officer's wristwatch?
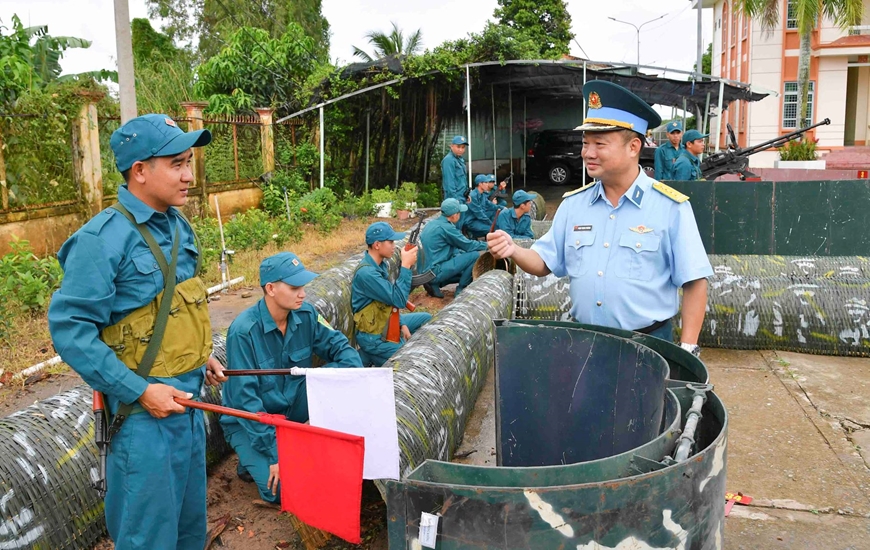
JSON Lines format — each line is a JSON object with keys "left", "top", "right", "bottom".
{"left": 680, "top": 342, "right": 701, "bottom": 358}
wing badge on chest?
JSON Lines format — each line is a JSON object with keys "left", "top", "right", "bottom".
{"left": 629, "top": 225, "right": 654, "bottom": 234}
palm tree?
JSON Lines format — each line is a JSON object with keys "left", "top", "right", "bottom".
{"left": 737, "top": 0, "right": 863, "bottom": 129}
{"left": 352, "top": 22, "right": 422, "bottom": 62}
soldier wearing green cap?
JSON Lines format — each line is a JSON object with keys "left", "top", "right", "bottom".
{"left": 672, "top": 130, "right": 708, "bottom": 181}
{"left": 221, "top": 252, "right": 362, "bottom": 504}
{"left": 655, "top": 120, "right": 684, "bottom": 180}
{"left": 494, "top": 190, "right": 536, "bottom": 240}
{"left": 419, "top": 198, "right": 488, "bottom": 297}
{"left": 488, "top": 81, "right": 712, "bottom": 358}
{"left": 351, "top": 222, "right": 432, "bottom": 366}
{"left": 48, "top": 114, "right": 228, "bottom": 549}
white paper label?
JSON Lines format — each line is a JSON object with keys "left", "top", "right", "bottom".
{"left": 419, "top": 512, "right": 440, "bottom": 548}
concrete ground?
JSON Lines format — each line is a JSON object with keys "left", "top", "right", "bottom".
{"left": 453, "top": 348, "right": 870, "bottom": 549}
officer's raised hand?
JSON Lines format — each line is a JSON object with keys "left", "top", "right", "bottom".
{"left": 487, "top": 229, "right": 515, "bottom": 260}
{"left": 400, "top": 244, "right": 419, "bottom": 268}
{"left": 139, "top": 384, "right": 191, "bottom": 418}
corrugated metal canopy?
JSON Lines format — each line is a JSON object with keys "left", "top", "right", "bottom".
{"left": 476, "top": 63, "right": 767, "bottom": 114}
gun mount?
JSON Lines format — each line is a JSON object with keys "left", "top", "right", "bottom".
{"left": 701, "top": 118, "right": 831, "bottom": 180}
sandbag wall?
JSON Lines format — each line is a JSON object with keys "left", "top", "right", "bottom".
{"left": 513, "top": 254, "right": 870, "bottom": 357}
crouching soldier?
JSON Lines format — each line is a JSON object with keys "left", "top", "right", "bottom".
{"left": 419, "top": 198, "right": 488, "bottom": 298}
{"left": 494, "top": 190, "right": 536, "bottom": 240}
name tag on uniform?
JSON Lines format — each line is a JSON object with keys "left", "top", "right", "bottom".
{"left": 573, "top": 225, "right": 592, "bottom": 232}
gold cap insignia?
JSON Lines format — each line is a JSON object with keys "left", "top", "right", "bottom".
{"left": 588, "top": 92, "right": 603, "bottom": 110}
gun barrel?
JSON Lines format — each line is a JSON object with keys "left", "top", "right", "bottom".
{"left": 739, "top": 118, "right": 831, "bottom": 156}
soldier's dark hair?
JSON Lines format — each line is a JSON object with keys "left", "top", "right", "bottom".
{"left": 120, "top": 158, "right": 157, "bottom": 183}
{"left": 619, "top": 129, "right": 644, "bottom": 145}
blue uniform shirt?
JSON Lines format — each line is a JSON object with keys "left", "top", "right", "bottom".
{"left": 351, "top": 251, "right": 412, "bottom": 313}
{"left": 441, "top": 152, "right": 468, "bottom": 202}
{"left": 654, "top": 142, "right": 683, "bottom": 180}
{"left": 221, "top": 300, "right": 362, "bottom": 463}
{"left": 494, "top": 208, "right": 534, "bottom": 240}
{"left": 48, "top": 185, "right": 203, "bottom": 414}
{"left": 672, "top": 150, "right": 703, "bottom": 181}
{"left": 419, "top": 215, "right": 487, "bottom": 273}
{"left": 531, "top": 170, "right": 713, "bottom": 330}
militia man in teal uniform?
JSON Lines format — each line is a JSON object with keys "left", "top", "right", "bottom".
{"left": 654, "top": 120, "right": 683, "bottom": 180}
{"left": 465, "top": 174, "right": 504, "bottom": 238}
{"left": 494, "top": 190, "right": 536, "bottom": 240}
{"left": 221, "top": 252, "right": 363, "bottom": 504}
{"left": 48, "top": 114, "right": 228, "bottom": 550}
{"left": 488, "top": 81, "right": 712, "bottom": 357}
{"left": 351, "top": 222, "right": 432, "bottom": 366}
{"left": 672, "top": 129, "right": 708, "bottom": 181}
{"left": 419, "top": 198, "right": 488, "bottom": 297}
{"left": 441, "top": 135, "right": 470, "bottom": 229}
{"left": 486, "top": 174, "right": 508, "bottom": 207}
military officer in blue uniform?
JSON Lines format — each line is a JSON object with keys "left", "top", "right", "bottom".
{"left": 351, "top": 222, "right": 432, "bottom": 366}
{"left": 654, "top": 120, "right": 683, "bottom": 180}
{"left": 466, "top": 174, "right": 504, "bottom": 238}
{"left": 672, "top": 129, "right": 708, "bottom": 181}
{"left": 487, "top": 81, "right": 712, "bottom": 356}
{"left": 221, "top": 252, "right": 363, "bottom": 504}
{"left": 494, "top": 190, "right": 536, "bottom": 240}
{"left": 419, "top": 198, "right": 488, "bottom": 297}
{"left": 48, "top": 114, "right": 228, "bottom": 550}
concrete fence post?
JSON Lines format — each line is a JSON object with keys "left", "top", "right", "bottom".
{"left": 72, "top": 91, "right": 105, "bottom": 218}
{"left": 255, "top": 107, "right": 275, "bottom": 176}
{"left": 180, "top": 102, "right": 209, "bottom": 215}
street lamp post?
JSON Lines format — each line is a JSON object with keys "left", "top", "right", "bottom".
{"left": 608, "top": 14, "right": 667, "bottom": 66}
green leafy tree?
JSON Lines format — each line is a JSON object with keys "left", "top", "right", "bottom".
{"left": 194, "top": 24, "right": 319, "bottom": 114}
{"left": 352, "top": 22, "right": 423, "bottom": 62}
{"left": 493, "top": 0, "right": 574, "bottom": 58}
{"left": 131, "top": 18, "right": 194, "bottom": 115}
{"left": 693, "top": 43, "right": 712, "bottom": 80}
{"left": 738, "top": 0, "right": 863, "bottom": 127}
{"left": 0, "top": 15, "right": 97, "bottom": 105}
{"left": 146, "top": 0, "right": 329, "bottom": 59}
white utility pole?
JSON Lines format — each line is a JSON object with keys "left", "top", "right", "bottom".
{"left": 608, "top": 14, "right": 667, "bottom": 66}
{"left": 113, "top": 0, "right": 137, "bottom": 122}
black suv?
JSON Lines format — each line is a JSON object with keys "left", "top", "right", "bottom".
{"left": 527, "top": 129, "right": 656, "bottom": 185}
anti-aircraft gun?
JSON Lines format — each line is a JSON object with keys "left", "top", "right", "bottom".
{"left": 701, "top": 118, "right": 831, "bottom": 180}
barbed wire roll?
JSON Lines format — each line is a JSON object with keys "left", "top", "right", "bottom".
{"left": 531, "top": 219, "right": 553, "bottom": 239}
{"left": 383, "top": 270, "right": 514, "bottom": 478}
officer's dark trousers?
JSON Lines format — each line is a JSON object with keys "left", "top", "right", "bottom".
{"left": 106, "top": 408, "right": 206, "bottom": 550}
{"left": 433, "top": 251, "right": 480, "bottom": 296}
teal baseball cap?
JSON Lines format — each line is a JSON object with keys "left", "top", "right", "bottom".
{"left": 365, "top": 221, "right": 405, "bottom": 245}
{"left": 682, "top": 129, "right": 709, "bottom": 145}
{"left": 512, "top": 190, "right": 536, "bottom": 205}
{"left": 259, "top": 252, "right": 317, "bottom": 287}
{"left": 474, "top": 174, "right": 489, "bottom": 185}
{"left": 110, "top": 114, "right": 212, "bottom": 172}
{"left": 485, "top": 174, "right": 496, "bottom": 182}
{"left": 452, "top": 135, "right": 469, "bottom": 145}
{"left": 576, "top": 80, "right": 661, "bottom": 135}
{"left": 666, "top": 120, "right": 683, "bottom": 133}
{"left": 441, "top": 198, "right": 468, "bottom": 216}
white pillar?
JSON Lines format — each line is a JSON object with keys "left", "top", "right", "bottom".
{"left": 466, "top": 65, "right": 473, "bottom": 191}
{"left": 113, "top": 0, "right": 137, "bottom": 122}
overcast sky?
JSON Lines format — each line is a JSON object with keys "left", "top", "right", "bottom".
{"left": 5, "top": 0, "right": 713, "bottom": 80}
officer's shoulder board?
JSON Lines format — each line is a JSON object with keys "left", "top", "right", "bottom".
{"left": 562, "top": 181, "right": 596, "bottom": 199}
{"left": 652, "top": 181, "right": 689, "bottom": 203}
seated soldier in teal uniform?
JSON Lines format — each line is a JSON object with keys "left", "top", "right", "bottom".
{"left": 221, "top": 252, "right": 363, "bottom": 504}
{"left": 486, "top": 174, "right": 508, "bottom": 207}
{"left": 465, "top": 174, "right": 504, "bottom": 238}
{"left": 419, "top": 198, "right": 488, "bottom": 298}
{"left": 351, "top": 222, "right": 432, "bottom": 367}
{"left": 494, "top": 189, "right": 536, "bottom": 240}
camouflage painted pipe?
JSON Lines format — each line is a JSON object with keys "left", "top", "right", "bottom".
{"left": 513, "top": 254, "right": 870, "bottom": 357}
{"left": 383, "top": 270, "right": 515, "bottom": 477}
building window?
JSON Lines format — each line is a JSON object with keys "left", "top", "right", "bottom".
{"left": 782, "top": 81, "right": 814, "bottom": 128}
{"left": 722, "top": 2, "right": 729, "bottom": 51}
{"left": 742, "top": 12, "right": 749, "bottom": 39}
{"left": 731, "top": 5, "right": 738, "bottom": 44}
{"left": 786, "top": 0, "right": 798, "bottom": 30}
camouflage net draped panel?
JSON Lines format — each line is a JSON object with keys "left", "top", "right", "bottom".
{"left": 512, "top": 255, "right": 870, "bottom": 357}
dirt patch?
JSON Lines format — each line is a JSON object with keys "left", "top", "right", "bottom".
{"left": 0, "top": 370, "right": 84, "bottom": 416}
